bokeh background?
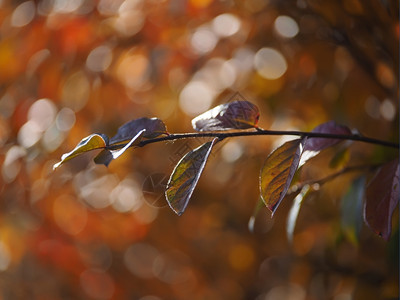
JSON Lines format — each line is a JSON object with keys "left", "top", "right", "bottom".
{"left": 0, "top": 0, "right": 398, "bottom": 299}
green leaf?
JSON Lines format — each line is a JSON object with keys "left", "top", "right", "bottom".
{"left": 191, "top": 99, "right": 259, "bottom": 131}
{"left": 287, "top": 184, "right": 311, "bottom": 242}
{"left": 260, "top": 138, "right": 305, "bottom": 216}
{"left": 94, "top": 129, "right": 146, "bottom": 167}
{"left": 341, "top": 176, "right": 365, "bottom": 245}
{"left": 110, "top": 117, "right": 167, "bottom": 145}
{"left": 53, "top": 134, "right": 108, "bottom": 170}
{"left": 364, "top": 158, "right": 400, "bottom": 240}
{"left": 165, "top": 138, "right": 218, "bottom": 216}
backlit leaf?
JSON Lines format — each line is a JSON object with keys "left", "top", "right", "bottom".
{"left": 260, "top": 138, "right": 305, "bottom": 215}
{"left": 53, "top": 134, "right": 108, "bottom": 170}
{"left": 248, "top": 197, "right": 266, "bottom": 233}
{"left": 110, "top": 117, "right": 167, "bottom": 145}
{"left": 165, "top": 138, "right": 218, "bottom": 216}
{"left": 287, "top": 184, "right": 311, "bottom": 242}
{"left": 304, "top": 120, "right": 351, "bottom": 152}
{"left": 94, "top": 129, "right": 146, "bottom": 167}
{"left": 191, "top": 100, "right": 259, "bottom": 131}
{"left": 364, "top": 158, "right": 400, "bottom": 240}
{"left": 300, "top": 121, "right": 352, "bottom": 166}
{"left": 341, "top": 176, "right": 365, "bottom": 245}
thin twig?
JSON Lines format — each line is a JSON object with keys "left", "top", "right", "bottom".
{"left": 107, "top": 129, "right": 399, "bottom": 150}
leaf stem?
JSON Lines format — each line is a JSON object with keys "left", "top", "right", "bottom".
{"left": 107, "top": 129, "right": 399, "bottom": 150}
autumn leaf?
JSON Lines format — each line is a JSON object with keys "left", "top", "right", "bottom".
{"left": 165, "top": 138, "right": 218, "bottom": 216}
{"left": 53, "top": 134, "right": 109, "bottom": 170}
{"left": 94, "top": 129, "right": 146, "bottom": 167}
{"left": 300, "top": 121, "right": 352, "bottom": 166}
{"left": 260, "top": 138, "right": 305, "bottom": 215}
{"left": 191, "top": 100, "right": 259, "bottom": 131}
{"left": 364, "top": 158, "right": 400, "bottom": 240}
{"left": 110, "top": 117, "right": 167, "bottom": 145}
{"left": 286, "top": 184, "right": 311, "bottom": 242}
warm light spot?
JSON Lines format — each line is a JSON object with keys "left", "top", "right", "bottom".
{"left": 2, "top": 146, "right": 26, "bottom": 183}
{"left": 364, "top": 96, "right": 380, "bottom": 119}
{"left": 17, "top": 121, "right": 42, "bottom": 148}
{"left": 196, "top": 58, "right": 237, "bottom": 90}
{"left": 53, "top": 195, "right": 87, "bottom": 235}
{"left": 380, "top": 99, "right": 395, "bottom": 121}
{"left": 190, "top": 26, "right": 218, "bottom": 55}
{"left": 179, "top": 80, "right": 215, "bottom": 116}
{"left": 56, "top": 108, "right": 76, "bottom": 132}
{"left": 11, "top": 1, "right": 35, "bottom": 27}
{"left": 190, "top": 0, "right": 213, "bottom": 9}
{"left": 114, "top": 1, "right": 145, "bottom": 37}
{"left": 76, "top": 173, "right": 119, "bottom": 209}
{"left": 293, "top": 230, "right": 315, "bottom": 256}
{"left": 116, "top": 50, "right": 149, "bottom": 90}
{"left": 221, "top": 140, "right": 243, "bottom": 163}
{"left": 376, "top": 62, "right": 395, "bottom": 88}
{"left": 61, "top": 71, "right": 90, "bottom": 112}
{"left": 86, "top": 45, "right": 113, "bottom": 72}
{"left": 28, "top": 98, "right": 57, "bottom": 132}
{"left": 212, "top": 13, "right": 241, "bottom": 38}
{"left": 124, "top": 243, "right": 159, "bottom": 278}
{"left": 80, "top": 269, "right": 115, "bottom": 300}
{"left": 228, "top": 244, "right": 255, "bottom": 271}
{"left": 52, "top": 0, "right": 84, "bottom": 13}
{"left": 265, "top": 284, "right": 306, "bottom": 300}
{"left": 254, "top": 48, "right": 287, "bottom": 80}
{"left": 274, "top": 15, "right": 299, "bottom": 38}
{"left": 42, "top": 123, "right": 65, "bottom": 152}
{"left": 110, "top": 178, "right": 143, "bottom": 213}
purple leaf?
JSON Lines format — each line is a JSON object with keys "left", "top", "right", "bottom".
{"left": 364, "top": 158, "right": 400, "bottom": 240}
{"left": 110, "top": 117, "right": 167, "bottom": 145}
{"left": 304, "top": 121, "right": 351, "bottom": 152}
{"left": 191, "top": 100, "right": 259, "bottom": 131}
{"left": 165, "top": 138, "right": 218, "bottom": 216}
{"left": 260, "top": 138, "right": 305, "bottom": 216}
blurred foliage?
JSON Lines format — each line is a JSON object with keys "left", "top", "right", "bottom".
{"left": 0, "top": 0, "right": 398, "bottom": 299}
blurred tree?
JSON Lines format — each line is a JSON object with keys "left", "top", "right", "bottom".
{"left": 0, "top": 0, "right": 398, "bottom": 299}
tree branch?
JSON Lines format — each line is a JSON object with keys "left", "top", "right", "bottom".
{"left": 107, "top": 129, "right": 399, "bottom": 150}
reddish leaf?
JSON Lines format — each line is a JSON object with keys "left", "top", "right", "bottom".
{"left": 110, "top": 117, "right": 167, "bottom": 145}
{"left": 191, "top": 100, "right": 259, "bottom": 131}
{"left": 94, "top": 129, "right": 146, "bottom": 167}
{"left": 165, "top": 138, "right": 218, "bottom": 216}
{"left": 260, "top": 138, "right": 305, "bottom": 215}
{"left": 304, "top": 121, "right": 351, "bottom": 152}
{"left": 364, "top": 158, "right": 400, "bottom": 240}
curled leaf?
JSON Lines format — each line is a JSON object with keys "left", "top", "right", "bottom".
{"left": 286, "top": 184, "right": 311, "bottom": 242}
{"left": 260, "top": 139, "right": 305, "bottom": 216}
{"left": 53, "top": 134, "right": 108, "bottom": 170}
{"left": 94, "top": 129, "right": 146, "bottom": 167}
{"left": 110, "top": 117, "right": 167, "bottom": 145}
{"left": 364, "top": 158, "right": 400, "bottom": 240}
{"left": 191, "top": 100, "right": 259, "bottom": 131}
{"left": 165, "top": 138, "right": 218, "bottom": 216}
